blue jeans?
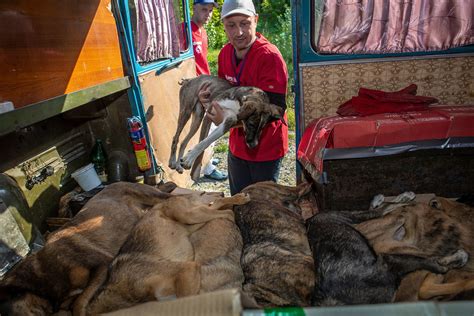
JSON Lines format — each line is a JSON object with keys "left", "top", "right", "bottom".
{"left": 227, "top": 151, "right": 282, "bottom": 195}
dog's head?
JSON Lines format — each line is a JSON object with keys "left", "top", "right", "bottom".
{"left": 242, "top": 181, "right": 313, "bottom": 216}
{"left": 238, "top": 99, "right": 284, "bottom": 149}
{"left": 0, "top": 285, "right": 53, "bottom": 316}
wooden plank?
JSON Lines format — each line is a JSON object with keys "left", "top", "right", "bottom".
{"left": 0, "top": 0, "right": 124, "bottom": 109}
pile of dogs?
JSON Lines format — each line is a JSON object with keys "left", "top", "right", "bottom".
{"left": 1, "top": 181, "right": 473, "bottom": 315}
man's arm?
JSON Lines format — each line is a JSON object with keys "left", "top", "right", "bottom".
{"left": 266, "top": 91, "right": 287, "bottom": 112}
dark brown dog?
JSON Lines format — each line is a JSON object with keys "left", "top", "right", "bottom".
{"left": 356, "top": 197, "right": 474, "bottom": 301}
{"left": 86, "top": 193, "right": 250, "bottom": 315}
{"left": 233, "top": 181, "right": 315, "bottom": 307}
{"left": 0, "top": 182, "right": 173, "bottom": 316}
{"left": 168, "top": 75, "right": 283, "bottom": 179}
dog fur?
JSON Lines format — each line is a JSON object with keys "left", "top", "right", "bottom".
{"left": 189, "top": 214, "right": 245, "bottom": 293}
{"left": 306, "top": 192, "right": 469, "bottom": 306}
{"left": 0, "top": 182, "right": 173, "bottom": 316}
{"left": 168, "top": 75, "right": 283, "bottom": 180}
{"left": 86, "top": 193, "right": 250, "bottom": 315}
{"left": 356, "top": 196, "right": 474, "bottom": 302}
{"left": 233, "top": 181, "right": 316, "bottom": 307}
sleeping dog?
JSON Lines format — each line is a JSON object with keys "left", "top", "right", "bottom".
{"left": 0, "top": 182, "right": 173, "bottom": 316}
{"left": 86, "top": 193, "right": 250, "bottom": 315}
{"left": 168, "top": 75, "right": 283, "bottom": 180}
{"left": 306, "top": 192, "right": 469, "bottom": 306}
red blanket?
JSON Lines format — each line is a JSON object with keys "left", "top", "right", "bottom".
{"left": 337, "top": 84, "right": 439, "bottom": 116}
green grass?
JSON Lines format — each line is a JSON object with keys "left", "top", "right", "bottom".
{"left": 208, "top": 48, "right": 220, "bottom": 76}
{"left": 214, "top": 142, "right": 229, "bottom": 153}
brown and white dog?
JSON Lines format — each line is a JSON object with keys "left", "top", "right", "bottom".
{"left": 168, "top": 75, "right": 284, "bottom": 180}
{"left": 0, "top": 182, "right": 173, "bottom": 316}
{"left": 85, "top": 193, "right": 250, "bottom": 315}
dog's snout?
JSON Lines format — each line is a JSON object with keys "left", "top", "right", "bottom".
{"left": 246, "top": 140, "right": 258, "bottom": 149}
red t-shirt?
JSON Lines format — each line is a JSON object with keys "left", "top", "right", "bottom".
{"left": 191, "top": 21, "right": 210, "bottom": 75}
{"left": 218, "top": 33, "right": 288, "bottom": 161}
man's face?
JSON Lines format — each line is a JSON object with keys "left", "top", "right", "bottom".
{"left": 223, "top": 14, "right": 258, "bottom": 51}
{"left": 193, "top": 4, "right": 214, "bottom": 25}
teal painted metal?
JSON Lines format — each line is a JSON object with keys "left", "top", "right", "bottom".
{"left": 113, "top": 0, "right": 193, "bottom": 174}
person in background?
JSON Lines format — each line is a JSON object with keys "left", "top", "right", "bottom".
{"left": 199, "top": 0, "right": 289, "bottom": 195}
{"left": 187, "top": 0, "right": 228, "bottom": 181}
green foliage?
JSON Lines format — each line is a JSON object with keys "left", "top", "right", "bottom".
{"left": 207, "top": 48, "right": 220, "bottom": 75}
{"left": 214, "top": 142, "right": 229, "bottom": 153}
{"left": 287, "top": 105, "right": 296, "bottom": 131}
{"left": 206, "top": 0, "right": 227, "bottom": 49}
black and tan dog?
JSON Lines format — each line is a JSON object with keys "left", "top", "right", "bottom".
{"left": 234, "top": 181, "right": 316, "bottom": 307}
{"left": 86, "top": 193, "right": 250, "bottom": 315}
{"left": 0, "top": 182, "right": 173, "bottom": 316}
{"left": 307, "top": 194, "right": 469, "bottom": 306}
{"left": 356, "top": 197, "right": 474, "bottom": 302}
{"left": 168, "top": 75, "right": 283, "bottom": 179}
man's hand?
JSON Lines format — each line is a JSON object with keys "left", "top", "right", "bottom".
{"left": 206, "top": 101, "right": 225, "bottom": 125}
{"left": 198, "top": 82, "right": 212, "bottom": 104}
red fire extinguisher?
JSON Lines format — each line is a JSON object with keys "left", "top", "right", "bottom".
{"left": 127, "top": 116, "right": 152, "bottom": 172}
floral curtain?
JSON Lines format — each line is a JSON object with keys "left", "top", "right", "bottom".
{"left": 134, "top": 0, "right": 181, "bottom": 63}
{"left": 316, "top": 0, "right": 474, "bottom": 54}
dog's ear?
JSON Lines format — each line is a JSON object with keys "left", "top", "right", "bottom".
{"left": 296, "top": 181, "right": 313, "bottom": 199}
{"left": 237, "top": 101, "right": 257, "bottom": 121}
{"left": 268, "top": 104, "right": 286, "bottom": 124}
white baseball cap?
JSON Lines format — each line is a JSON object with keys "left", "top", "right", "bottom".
{"left": 221, "top": 0, "right": 257, "bottom": 20}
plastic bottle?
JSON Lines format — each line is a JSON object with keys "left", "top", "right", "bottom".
{"left": 91, "top": 139, "right": 108, "bottom": 183}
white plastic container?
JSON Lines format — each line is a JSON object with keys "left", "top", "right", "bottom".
{"left": 71, "top": 163, "right": 102, "bottom": 191}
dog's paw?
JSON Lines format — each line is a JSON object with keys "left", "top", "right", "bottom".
{"left": 437, "top": 249, "right": 469, "bottom": 269}
{"left": 370, "top": 194, "right": 385, "bottom": 210}
{"left": 176, "top": 164, "right": 184, "bottom": 174}
{"left": 393, "top": 191, "right": 416, "bottom": 203}
{"left": 169, "top": 160, "right": 177, "bottom": 170}
{"left": 179, "top": 155, "right": 193, "bottom": 170}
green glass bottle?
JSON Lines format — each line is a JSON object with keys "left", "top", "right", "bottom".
{"left": 91, "top": 138, "right": 108, "bottom": 183}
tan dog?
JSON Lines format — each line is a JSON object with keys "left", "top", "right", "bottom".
{"left": 190, "top": 214, "right": 244, "bottom": 293}
{"left": 86, "top": 193, "right": 250, "bottom": 315}
{"left": 0, "top": 182, "right": 173, "bottom": 316}
{"left": 356, "top": 197, "right": 474, "bottom": 301}
{"left": 234, "top": 181, "right": 316, "bottom": 307}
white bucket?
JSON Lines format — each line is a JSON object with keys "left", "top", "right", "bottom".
{"left": 71, "top": 163, "right": 102, "bottom": 191}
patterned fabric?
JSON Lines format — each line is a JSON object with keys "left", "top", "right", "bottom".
{"left": 316, "top": 0, "right": 474, "bottom": 54}
{"left": 301, "top": 56, "right": 474, "bottom": 128}
{"left": 134, "top": 0, "right": 181, "bottom": 63}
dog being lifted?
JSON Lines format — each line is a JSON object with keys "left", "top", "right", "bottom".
{"left": 86, "top": 193, "right": 250, "bottom": 315}
{"left": 0, "top": 182, "right": 173, "bottom": 316}
{"left": 168, "top": 75, "right": 284, "bottom": 179}
{"left": 234, "top": 181, "right": 316, "bottom": 307}
{"left": 306, "top": 192, "right": 469, "bottom": 306}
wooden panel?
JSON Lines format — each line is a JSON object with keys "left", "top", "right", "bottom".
{"left": 139, "top": 58, "right": 209, "bottom": 188}
{"left": 301, "top": 56, "right": 474, "bottom": 128}
{"left": 0, "top": 0, "right": 124, "bottom": 109}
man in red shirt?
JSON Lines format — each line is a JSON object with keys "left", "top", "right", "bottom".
{"left": 200, "top": 0, "right": 289, "bottom": 195}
